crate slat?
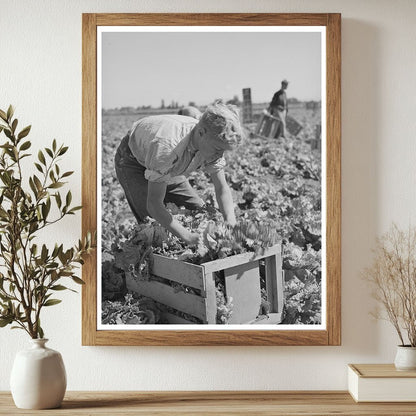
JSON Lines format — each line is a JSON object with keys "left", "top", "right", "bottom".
{"left": 127, "top": 243, "right": 283, "bottom": 326}
{"left": 204, "top": 272, "right": 217, "bottom": 324}
{"left": 126, "top": 276, "right": 207, "bottom": 321}
{"left": 202, "top": 244, "right": 281, "bottom": 274}
{"left": 151, "top": 253, "right": 205, "bottom": 292}
{"left": 265, "top": 253, "right": 284, "bottom": 314}
{"left": 224, "top": 261, "right": 261, "bottom": 324}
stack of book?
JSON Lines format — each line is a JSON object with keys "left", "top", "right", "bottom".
{"left": 348, "top": 364, "right": 416, "bottom": 402}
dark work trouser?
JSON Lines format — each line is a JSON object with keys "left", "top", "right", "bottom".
{"left": 114, "top": 135, "right": 204, "bottom": 223}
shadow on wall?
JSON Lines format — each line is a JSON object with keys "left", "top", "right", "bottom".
{"left": 340, "top": 18, "right": 382, "bottom": 357}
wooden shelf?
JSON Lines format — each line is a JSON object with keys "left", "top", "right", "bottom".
{"left": 1, "top": 391, "right": 416, "bottom": 415}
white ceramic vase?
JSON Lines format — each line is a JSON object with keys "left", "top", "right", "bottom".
{"left": 394, "top": 345, "right": 416, "bottom": 371}
{"left": 10, "top": 339, "right": 67, "bottom": 409}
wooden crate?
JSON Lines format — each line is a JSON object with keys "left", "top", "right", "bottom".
{"left": 286, "top": 115, "right": 303, "bottom": 136}
{"left": 255, "top": 110, "right": 281, "bottom": 138}
{"left": 255, "top": 110, "right": 303, "bottom": 138}
{"left": 126, "top": 244, "right": 284, "bottom": 325}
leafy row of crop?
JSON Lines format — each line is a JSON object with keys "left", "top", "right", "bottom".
{"left": 101, "top": 108, "right": 322, "bottom": 325}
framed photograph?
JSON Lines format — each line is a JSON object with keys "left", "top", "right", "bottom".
{"left": 82, "top": 13, "right": 341, "bottom": 346}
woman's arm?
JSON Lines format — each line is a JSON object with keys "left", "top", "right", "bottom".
{"left": 210, "top": 170, "right": 236, "bottom": 226}
{"left": 147, "top": 181, "right": 199, "bottom": 245}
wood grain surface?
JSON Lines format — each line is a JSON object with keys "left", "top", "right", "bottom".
{"left": 326, "top": 13, "right": 342, "bottom": 347}
{"left": 82, "top": 13, "right": 341, "bottom": 346}
{"left": 1, "top": 391, "right": 415, "bottom": 415}
{"left": 82, "top": 13, "right": 98, "bottom": 347}
{"left": 95, "top": 13, "right": 330, "bottom": 26}
{"left": 350, "top": 364, "right": 416, "bottom": 378}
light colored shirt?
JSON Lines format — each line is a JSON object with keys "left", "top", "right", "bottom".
{"left": 128, "top": 115, "right": 225, "bottom": 184}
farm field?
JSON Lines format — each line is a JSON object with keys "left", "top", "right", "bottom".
{"left": 100, "top": 105, "right": 322, "bottom": 325}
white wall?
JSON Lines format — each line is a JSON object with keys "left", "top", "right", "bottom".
{"left": 1, "top": 0, "right": 415, "bottom": 391}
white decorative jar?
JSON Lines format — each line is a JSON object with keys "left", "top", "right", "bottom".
{"left": 10, "top": 339, "right": 67, "bottom": 409}
{"left": 394, "top": 345, "right": 416, "bottom": 371}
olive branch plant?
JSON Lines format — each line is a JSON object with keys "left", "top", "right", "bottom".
{"left": 362, "top": 223, "right": 416, "bottom": 347}
{"left": 0, "top": 106, "right": 95, "bottom": 339}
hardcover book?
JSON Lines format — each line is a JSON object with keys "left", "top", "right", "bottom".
{"left": 348, "top": 364, "right": 416, "bottom": 402}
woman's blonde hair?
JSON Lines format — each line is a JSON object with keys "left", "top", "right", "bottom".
{"left": 199, "top": 100, "right": 244, "bottom": 148}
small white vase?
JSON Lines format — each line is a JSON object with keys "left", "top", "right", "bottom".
{"left": 10, "top": 339, "right": 67, "bottom": 409}
{"left": 394, "top": 345, "right": 416, "bottom": 371}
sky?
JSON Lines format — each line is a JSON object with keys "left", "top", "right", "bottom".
{"left": 101, "top": 29, "right": 322, "bottom": 109}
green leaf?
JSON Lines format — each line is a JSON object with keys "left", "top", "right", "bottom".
{"left": 53, "top": 244, "right": 63, "bottom": 259}
{"left": 58, "top": 146, "right": 68, "bottom": 156}
{"left": 49, "top": 182, "right": 64, "bottom": 189}
{"left": 41, "top": 202, "right": 50, "bottom": 220}
{"left": 40, "top": 244, "right": 48, "bottom": 262}
{"left": 43, "top": 299, "right": 62, "bottom": 307}
{"left": 6, "top": 105, "right": 14, "bottom": 121}
{"left": 19, "top": 140, "right": 31, "bottom": 151}
{"left": 65, "top": 190, "right": 72, "bottom": 207}
{"left": 55, "top": 192, "right": 62, "bottom": 208}
{"left": 4, "top": 129, "right": 12, "bottom": 140}
{"left": 0, "top": 109, "right": 7, "bottom": 121}
{"left": 61, "top": 171, "right": 74, "bottom": 178}
{"left": 72, "top": 276, "right": 85, "bottom": 285}
{"left": 0, "top": 317, "right": 13, "bottom": 327}
{"left": 45, "top": 148, "right": 53, "bottom": 158}
{"left": 33, "top": 175, "right": 42, "bottom": 192}
{"left": 17, "top": 125, "right": 31, "bottom": 140}
{"left": 69, "top": 206, "right": 82, "bottom": 213}
{"left": 38, "top": 325, "right": 44, "bottom": 339}
{"left": 0, "top": 293, "right": 11, "bottom": 302}
{"left": 31, "top": 244, "right": 38, "bottom": 256}
{"left": 50, "top": 284, "right": 68, "bottom": 291}
{"left": 38, "top": 150, "right": 46, "bottom": 165}
{"left": 51, "top": 244, "right": 59, "bottom": 258}
{"left": 29, "top": 177, "right": 38, "bottom": 197}
{"left": 11, "top": 119, "right": 18, "bottom": 133}
{"left": 52, "top": 139, "right": 57, "bottom": 152}
{"left": 0, "top": 207, "right": 8, "bottom": 220}
{"left": 0, "top": 173, "right": 9, "bottom": 186}
{"left": 34, "top": 163, "right": 43, "bottom": 173}
{"left": 58, "top": 250, "right": 67, "bottom": 264}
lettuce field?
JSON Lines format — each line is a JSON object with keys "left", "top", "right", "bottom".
{"left": 101, "top": 105, "right": 323, "bottom": 326}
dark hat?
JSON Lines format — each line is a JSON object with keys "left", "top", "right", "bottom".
{"left": 282, "top": 79, "right": 289, "bottom": 85}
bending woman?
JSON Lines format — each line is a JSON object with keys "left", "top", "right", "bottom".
{"left": 115, "top": 101, "right": 243, "bottom": 245}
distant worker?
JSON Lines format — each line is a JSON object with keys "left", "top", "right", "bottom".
{"left": 177, "top": 106, "right": 202, "bottom": 120}
{"left": 268, "top": 79, "right": 289, "bottom": 138}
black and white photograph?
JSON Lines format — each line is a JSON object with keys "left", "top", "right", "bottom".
{"left": 98, "top": 27, "right": 325, "bottom": 329}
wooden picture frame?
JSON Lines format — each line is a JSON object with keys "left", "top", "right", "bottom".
{"left": 82, "top": 13, "right": 341, "bottom": 346}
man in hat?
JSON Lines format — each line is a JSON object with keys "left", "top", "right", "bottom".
{"left": 268, "top": 79, "right": 289, "bottom": 138}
